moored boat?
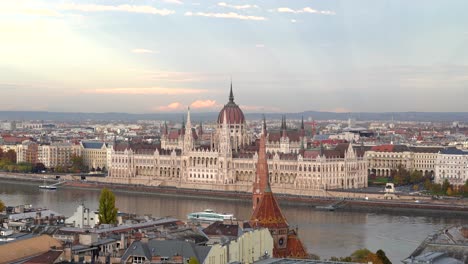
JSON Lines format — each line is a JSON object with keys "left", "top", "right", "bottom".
{"left": 187, "top": 209, "right": 235, "bottom": 222}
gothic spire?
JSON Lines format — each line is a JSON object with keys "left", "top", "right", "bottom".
{"left": 301, "top": 116, "right": 304, "bottom": 130}
{"left": 181, "top": 115, "right": 185, "bottom": 132}
{"left": 262, "top": 114, "right": 267, "bottom": 134}
{"left": 229, "top": 80, "right": 234, "bottom": 103}
{"left": 282, "top": 115, "right": 287, "bottom": 138}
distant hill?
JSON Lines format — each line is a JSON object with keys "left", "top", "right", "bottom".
{"left": 0, "top": 111, "right": 467, "bottom": 122}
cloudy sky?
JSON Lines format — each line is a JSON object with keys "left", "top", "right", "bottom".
{"left": 1, "top": 0, "right": 468, "bottom": 113}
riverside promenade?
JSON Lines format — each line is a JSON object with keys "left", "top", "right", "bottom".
{"left": 1, "top": 172, "right": 467, "bottom": 216}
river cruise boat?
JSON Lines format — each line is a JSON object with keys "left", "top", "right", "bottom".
{"left": 187, "top": 209, "right": 235, "bottom": 222}
{"left": 39, "top": 178, "right": 57, "bottom": 190}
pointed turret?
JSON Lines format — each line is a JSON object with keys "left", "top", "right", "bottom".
{"left": 181, "top": 116, "right": 185, "bottom": 135}
{"left": 163, "top": 121, "right": 168, "bottom": 135}
{"left": 300, "top": 116, "right": 305, "bottom": 137}
{"left": 282, "top": 115, "right": 287, "bottom": 138}
{"left": 229, "top": 80, "right": 234, "bottom": 103}
{"left": 262, "top": 114, "right": 267, "bottom": 134}
{"left": 183, "top": 107, "right": 193, "bottom": 153}
{"left": 197, "top": 121, "right": 203, "bottom": 136}
{"left": 253, "top": 117, "right": 269, "bottom": 211}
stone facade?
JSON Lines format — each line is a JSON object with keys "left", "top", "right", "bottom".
{"left": 108, "top": 88, "right": 368, "bottom": 196}
{"left": 366, "top": 145, "right": 442, "bottom": 177}
{"left": 80, "top": 141, "right": 110, "bottom": 170}
{"left": 38, "top": 143, "right": 81, "bottom": 169}
{"left": 435, "top": 148, "right": 468, "bottom": 186}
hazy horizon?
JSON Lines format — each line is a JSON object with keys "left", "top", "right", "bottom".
{"left": 1, "top": 0, "right": 468, "bottom": 113}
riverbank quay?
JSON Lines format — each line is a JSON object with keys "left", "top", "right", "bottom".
{"left": 1, "top": 172, "right": 467, "bottom": 216}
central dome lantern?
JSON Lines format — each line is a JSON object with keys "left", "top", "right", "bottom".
{"left": 217, "top": 83, "right": 245, "bottom": 124}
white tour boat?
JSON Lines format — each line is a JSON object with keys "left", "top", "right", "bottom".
{"left": 187, "top": 209, "right": 235, "bottom": 222}
{"left": 39, "top": 178, "right": 57, "bottom": 190}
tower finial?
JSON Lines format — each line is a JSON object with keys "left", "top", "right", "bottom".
{"left": 229, "top": 80, "right": 234, "bottom": 102}
{"left": 301, "top": 116, "right": 304, "bottom": 129}
{"left": 262, "top": 114, "right": 267, "bottom": 133}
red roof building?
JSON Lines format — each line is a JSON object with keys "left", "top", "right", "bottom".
{"left": 250, "top": 120, "right": 308, "bottom": 259}
{"left": 217, "top": 84, "right": 245, "bottom": 125}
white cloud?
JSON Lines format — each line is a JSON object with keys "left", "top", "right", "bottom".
{"left": 185, "top": 11, "right": 266, "bottom": 21}
{"left": 59, "top": 3, "right": 175, "bottom": 16}
{"left": 190, "top": 100, "right": 220, "bottom": 109}
{"left": 277, "top": 7, "right": 335, "bottom": 15}
{"left": 131, "top": 48, "right": 158, "bottom": 54}
{"left": 217, "top": 2, "right": 258, "bottom": 10}
{"left": 156, "top": 102, "right": 184, "bottom": 111}
{"left": 255, "top": 44, "right": 265, "bottom": 48}
{"left": 81, "top": 87, "right": 207, "bottom": 95}
{"left": 0, "top": 4, "right": 63, "bottom": 17}
{"left": 277, "top": 7, "right": 295, "bottom": 13}
{"left": 161, "top": 0, "right": 183, "bottom": 4}
{"left": 291, "top": 19, "right": 297, "bottom": 23}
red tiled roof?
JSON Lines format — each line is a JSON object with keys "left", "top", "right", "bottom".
{"left": 217, "top": 104, "right": 245, "bottom": 124}
{"left": 24, "top": 250, "right": 63, "bottom": 264}
{"left": 286, "top": 233, "right": 308, "bottom": 258}
{"left": 250, "top": 185, "right": 289, "bottom": 229}
{"left": 203, "top": 222, "right": 239, "bottom": 238}
{"left": 371, "top": 144, "right": 395, "bottom": 152}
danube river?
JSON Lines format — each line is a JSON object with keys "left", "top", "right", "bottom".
{"left": 0, "top": 179, "right": 465, "bottom": 262}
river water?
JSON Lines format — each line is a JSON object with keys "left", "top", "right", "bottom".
{"left": 0, "top": 179, "right": 465, "bottom": 262}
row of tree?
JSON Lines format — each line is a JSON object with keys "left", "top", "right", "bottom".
{"left": 391, "top": 167, "right": 428, "bottom": 186}
{"left": 328, "top": 248, "right": 392, "bottom": 264}
{"left": 0, "top": 147, "right": 16, "bottom": 163}
{"left": 0, "top": 147, "right": 89, "bottom": 173}
{"left": 424, "top": 178, "right": 468, "bottom": 197}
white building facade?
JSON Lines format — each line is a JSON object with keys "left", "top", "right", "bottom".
{"left": 435, "top": 148, "right": 468, "bottom": 186}
{"left": 107, "top": 88, "right": 368, "bottom": 196}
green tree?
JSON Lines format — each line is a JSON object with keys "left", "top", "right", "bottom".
{"left": 423, "top": 178, "right": 432, "bottom": 191}
{"left": 98, "top": 188, "right": 118, "bottom": 225}
{"left": 376, "top": 249, "right": 392, "bottom": 264}
{"left": 442, "top": 179, "right": 450, "bottom": 193}
{"left": 0, "top": 199, "right": 5, "bottom": 212}
{"left": 446, "top": 186, "right": 453, "bottom": 196}
{"left": 410, "top": 170, "right": 423, "bottom": 184}
{"left": 71, "top": 154, "right": 87, "bottom": 172}
{"left": 351, "top": 248, "right": 372, "bottom": 262}
{"left": 463, "top": 180, "right": 468, "bottom": 197}
{"left": 5, "top": 149, "right": 16, "bottom": 163}
{"left": 188, "top": 257, "right": 199, "bottom": 264}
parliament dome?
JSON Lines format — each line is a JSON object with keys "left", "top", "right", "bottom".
{"left": 217, "top": 84, "right": 245, "bottom": 124}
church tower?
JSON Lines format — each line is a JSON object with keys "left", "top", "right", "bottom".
{"left": 183, "top": 107, "right": 193, "bottom": 153}
{"left": 253, "top": 117, "right": 268, "bottom": 211}
{"left": 250, "top": 115, "right": 308, "bottom": 258}
{"left": 280, "top": 115, "right": 290, "bottom": 153}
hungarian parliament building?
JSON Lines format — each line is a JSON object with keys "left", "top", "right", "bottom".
{"left": 107, "top": 86, "right": 368, "bottom": 196}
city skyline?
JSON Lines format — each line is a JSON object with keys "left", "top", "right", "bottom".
{"left": 1, "top": 0, "right": 468, "bottom": 113}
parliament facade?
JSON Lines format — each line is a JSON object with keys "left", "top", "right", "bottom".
{"left": 108, "top": 86, "right": 368, "bottom": 196}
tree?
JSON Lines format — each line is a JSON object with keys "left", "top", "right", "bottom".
{"left": 0, "top": 199, "right": 5, "bottom": 212}
{"left": 464, "top": 180, "right": 468, "bottom": 197}
{"left": 5, "top": 149, "right": 16, "bottom": 163}
{"left": 446, "top": 186, "right": 453, "bottom": 196}
{"left": 442, "top": 179, "right": 450, "bottom": 193}
{"left": 410, "top": 170, "right": 423, "bottom": 184}
{"left": 188, "top": 257, "right": 199, "bottom": 264}
{"left": 351, "top": 248, "right": 372, "bottom": 262}
{"left": 98, "top": 188, "right": 118, "bottom": 225}
{"left": 423, "top": 178, "right": 432, "bottom": 191}
{"left": 33, "top": 163, "right": 46, "bottom": 173}
{"left": 71, "top": 154, "right": 87, "bottom": 173}
{"left": 376, "top": 249, "right": 392, "bottom": 264}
